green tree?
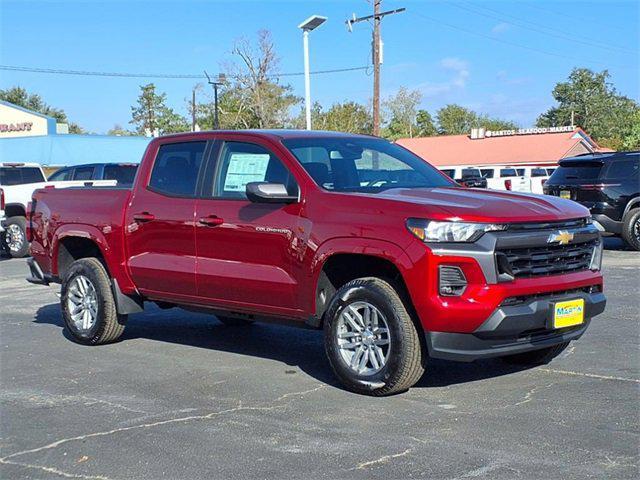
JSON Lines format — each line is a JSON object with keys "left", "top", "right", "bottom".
{"left": 292, "top": 101, "right": 372, "bottom": 134}
{"left": 477, "top": 115, "right": 518, "bottom": 131}
{"left": 415, "top": 110, "right": 437, "bottom": 137}
{"left": 107, "top": 124, "right": 138, "bottom": 136}
{"left": 436, "top": 104, "right": 478, "bottom": 135}
{"left": 436, "top": 104, "right": 518, "bottom": 135}
{"left": 130, "top": 83, "right": 189, "bottom": 135}
{"left": 0, "top": 86, "right": 84, "bottom": 133}
{"left": 382, "top": 87, "right": 422, "bottom": 139}
{"left": 622, "top": 110, "right": 640, "bottom": 150}
{"left": 536, "top": 68, "right": 639, "bottom": 149}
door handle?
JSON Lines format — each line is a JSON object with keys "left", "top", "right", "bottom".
{"left": 198, "top": 215, "right": 224, "bottom": 227}
{"left": 133, "top": 212, "right": 155, "bottom": 223}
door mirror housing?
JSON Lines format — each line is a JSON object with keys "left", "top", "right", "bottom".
{"left": 246, "top": 182, "right": 298, "bottom": 204}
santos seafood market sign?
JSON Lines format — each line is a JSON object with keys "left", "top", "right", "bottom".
{"left": 485, "top": 125, "right": 575, "bottom": 138}
{"left": 0, "top": 122, "right": 33, "bottom": 134}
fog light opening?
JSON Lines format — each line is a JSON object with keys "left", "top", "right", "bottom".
{"left": 439, "top": 266, "right": 468, "bottom": 296}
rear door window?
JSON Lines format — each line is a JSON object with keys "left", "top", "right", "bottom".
{"left": 73, "top": 166, "right": 95, "bottom": 181}
{"left": 48, "top": 168, "right": 72, "bottom": 181}
{"left": 104, "top": 164, "right": 138, "bottom": 185}
{"left": 149, "top": 142, "right": 206, "bottom": 196}
{"left": 531, "top": 168, "right": 547, "bottom": 177}
{"left": 516, "top": 168, "right": 525, "bottom": 176}
{"left": 480, "top": 169, "right": 494, "bottom": 178}
{"left": 0, "top": 167, "right": 46, "bottom": 185}
{"left": 603, "top": 158, "right": 639, "bottom": 179}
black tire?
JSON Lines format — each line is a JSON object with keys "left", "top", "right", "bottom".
{"left": 216, "top": 315, "right": 254, "bottom": 327}
{"left": 3, "top": 216, "right": 29, "bottom": 258}
{"left": 501, "top": 342, "right": 570, "bottom": 366}
{"left": 621, "top": 208, "right": 640, "bottom": 251}
{"left": 323, "top": 277, "right": 424, "bottom": 396}
{"left": 61, "top": 258, "right": 126, "bottom": 345}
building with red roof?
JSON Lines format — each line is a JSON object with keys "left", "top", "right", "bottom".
{"left": 396, "top": 126, "right": 612, "bottom": 167}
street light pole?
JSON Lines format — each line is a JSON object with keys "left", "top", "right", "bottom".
{"left": 298, "top": 15, "right": 327, "bottom": 130}
{"left": 303, "top": 29, "right": 311, "bottom": 130}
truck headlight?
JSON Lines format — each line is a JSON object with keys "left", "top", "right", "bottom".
{"left": 407, "top": 219, "right": 507, "bottom": 243}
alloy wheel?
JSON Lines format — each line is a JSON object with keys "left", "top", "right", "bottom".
{"left": 5, "top": 224, "right": 24, "bottom": 253}
{"left": 335, "top": 301, "right": 390, "bottom": 376}
{"left": 66, "top": 275, "right": 99, "bottom": 333}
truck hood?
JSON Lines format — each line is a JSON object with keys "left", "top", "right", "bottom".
{"left": 374, "top": 187, "right": 590, "bottom": 223}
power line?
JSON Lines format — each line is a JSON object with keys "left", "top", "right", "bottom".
{"left": 451, "top": 1, "right": 634, "bottom": 55}
{"left": 411, "top": 11, "right": 633, "bottom": 70}
{"left": 0, "top": 64, "right": 369, "bottom": 79}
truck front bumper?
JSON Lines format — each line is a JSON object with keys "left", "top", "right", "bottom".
{"left": 425, "top": 289, "right": 606, "bottom": 362}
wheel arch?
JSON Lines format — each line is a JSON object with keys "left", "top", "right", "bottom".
{"left": 308, "top": 238, "right": 417, "bottom": 327}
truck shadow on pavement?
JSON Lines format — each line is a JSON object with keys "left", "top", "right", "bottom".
{"left": 35, "top": 303, "right": 532, "bottom": 392}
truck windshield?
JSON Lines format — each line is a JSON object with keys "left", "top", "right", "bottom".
{"left": 0, "top": 167, "right": 46, "bottom": 186}
{"left": 282, "top": 137, "right": 454, "bottom": 193}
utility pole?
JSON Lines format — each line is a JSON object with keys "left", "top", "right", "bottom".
{"left": 347, "top": 2, "right": 405, "bottom": 137}
{"left": 204, "top": 71, "right": 226, "bottom": 130}
{"left": 191, "top": 88, "right": 197, "bottom": 132}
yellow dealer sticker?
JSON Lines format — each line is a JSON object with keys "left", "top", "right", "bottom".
{"left": 553, "top": 299, "right": 585, "bottom": 329}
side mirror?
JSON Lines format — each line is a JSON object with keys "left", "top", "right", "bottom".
{"left": 246, "top": 182, "right": 298, "bottom": 204}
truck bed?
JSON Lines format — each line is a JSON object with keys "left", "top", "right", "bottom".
{"left": 30, "top": 186, "right": 132, "bottom": 282}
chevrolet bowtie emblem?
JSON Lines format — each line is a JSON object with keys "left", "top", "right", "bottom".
{"left": 548, "top": 230, "right": 574, "bottom": 245}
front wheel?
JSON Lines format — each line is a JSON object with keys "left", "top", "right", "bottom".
{"left": 61, "top": 258, "right": 127, "bottom": 345}
{"left": 324, "top": 277, "right": 424, "bottom": 396}
{"left": 3, "top": 216, "right": 29, "bottom": 258}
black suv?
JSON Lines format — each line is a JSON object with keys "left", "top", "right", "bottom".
{"left": 544, "top": 151, "right": 640, "bottom": 250}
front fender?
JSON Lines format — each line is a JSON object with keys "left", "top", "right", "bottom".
{"left": 306, "top": 236, "right": 415, "bottom": 318}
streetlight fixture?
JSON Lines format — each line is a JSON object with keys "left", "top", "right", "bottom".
{"left": 204, "top": 71, "right": 226, "bottom": 129}
{"left": 298, "top": 15, "right": 327, "bottom": 130}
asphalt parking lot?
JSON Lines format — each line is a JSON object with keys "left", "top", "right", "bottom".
{"left": 1, "top": 240, "right": 638, "bottom": 479}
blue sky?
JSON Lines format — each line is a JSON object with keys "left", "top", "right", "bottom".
{"left": 1, "top": 0, "right": 638, "bottom": 134}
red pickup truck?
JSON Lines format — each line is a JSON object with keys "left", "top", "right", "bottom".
{"left": 26, "top": 130, "right": 606, "bottom": 396}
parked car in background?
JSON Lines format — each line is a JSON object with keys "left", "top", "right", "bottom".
{"left": 478, "top": 166, "right": 529, "bottom": 192}
{"left": 27, "top": 130, "right": 605, "bottom": 396}
{"left": 514, "top": 166, "right": 550, "bottom": 194}
{"left": 48, "top": 162, "right": 139, "bottom": 186}
{"left": 0, "top": 162, "right": 116, "bottom": 258}
{"left": 439, "top": 166, "right": 488, "bottom": 188}
{"left": 544, "top": 151, "right": 640, "bottom": 250}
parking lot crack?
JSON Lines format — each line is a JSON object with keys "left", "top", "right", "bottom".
{"left": 352, "top": 448, "right": 412, "bottom": 470}
{"left": 0, "top": 383, "right": 327, "bottom": 473}
{"left": 0, "top": 458, "right": 112, "bottom": 479}
{"left": 538, "top": 368, "right": 640, "bottom": 383}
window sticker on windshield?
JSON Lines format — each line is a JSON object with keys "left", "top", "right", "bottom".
{"left": 223, "top": 153, "right": 270, "bottom": 192}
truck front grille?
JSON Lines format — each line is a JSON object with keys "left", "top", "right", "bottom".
{"left": 496, "top": 239, "right": 596, "bottom": 279}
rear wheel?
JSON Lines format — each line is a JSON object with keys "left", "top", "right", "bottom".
{"left": 501, "top": 342, "right": 570, "bottom": 366}
{"left": 3, "top": 216, "right": 29, "bottom": 258}
{"left": 61, "top": 258, "right": 126, "bottom": 345}
{"left": 621, "top": 208, "right": 640, "bottom": 251}
{"left": 323, "top": 277, "right": 424, "bottom": 396}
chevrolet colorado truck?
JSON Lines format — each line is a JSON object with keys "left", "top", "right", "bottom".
{"left": 26, "top": 131, "right": 606, "bottom": 396}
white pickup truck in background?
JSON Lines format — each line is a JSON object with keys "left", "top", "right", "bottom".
{"left": 477, "top": 165, "right": 530, "bottom": 192}
{"left": 0, "top": 162, "right": 115, "bottom": 258}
